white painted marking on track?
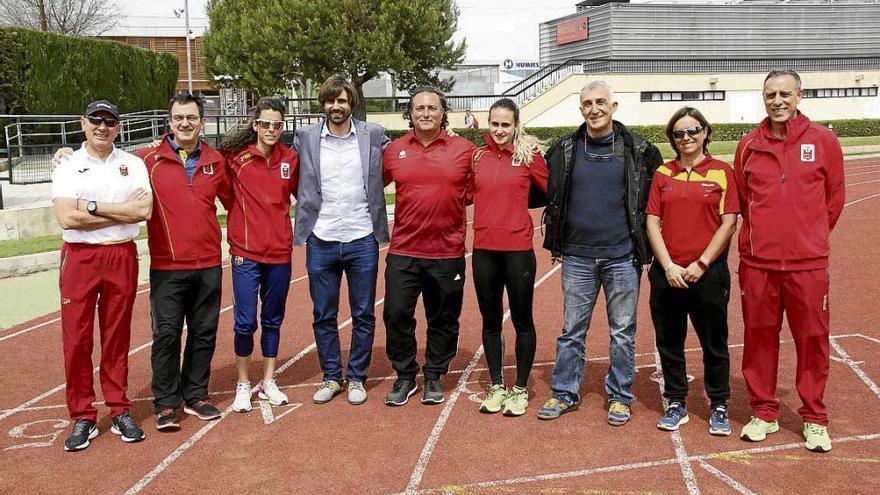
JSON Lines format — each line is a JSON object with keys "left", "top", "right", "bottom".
{"left": 272, "top": 403, "right": 302, "bottom": 423}
{"left": 259, "top": 400, "right": 274, "bottom": 424}
{"left": 830, "top": 337, "right": 880, "bottom": 399}
{"left": 845, "top": 163, "right": 880, "bottom": 171}
{"left": 652, "top": 351, "right": 701, "bottom": 495}
{"left": 402, "top": 264, "right": 561, "bottom": 494}
{"left": 697, "top": 460, "right": 758, "bottom": 495}
{"left": 845, "top": 170, "right": 880, "bottom": 177}
{"left": 844, "top": 192, "right": 880, "bottom": 208}
{"left": 0, "top": 273, "right": 313, "bottom": 421}
{"left": 846, "top": 178, "right": 880, "bottom": 187}
{"left": 401, "top": 432, "right": 880, "bottom": 494}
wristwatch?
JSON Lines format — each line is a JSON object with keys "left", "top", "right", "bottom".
{"left": 86, "top": 200, "right": 98, "bottom": 215}
{"left": 697, "top": 259, "right": 709, "bottom": 271}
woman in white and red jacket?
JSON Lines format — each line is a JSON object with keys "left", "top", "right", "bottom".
{"left": 219, "top": 97, "right": 299, "bottom": 413}
{"left": 471, "top": 98, "right": 548, "bottom": 417}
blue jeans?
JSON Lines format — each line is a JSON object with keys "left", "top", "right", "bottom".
{"left": 306, "top": 233, "right": 379, "bottom": 383}
{"left": 550, "top": 254, "right": 640, "bottom": 405}
{"left": 231, "top": 257, "right": 291, "bottom": 358}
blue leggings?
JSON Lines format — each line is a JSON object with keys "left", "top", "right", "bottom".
{"left": 231, "top": 256, "right": 291, "bottom": 358}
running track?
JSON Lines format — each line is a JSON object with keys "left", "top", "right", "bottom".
{"left": 1, "top": 158, "right": 879, "bottom": 494}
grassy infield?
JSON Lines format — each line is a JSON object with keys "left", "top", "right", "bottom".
{"left": 1, "top": 137, "right": 877, "bottom": 259}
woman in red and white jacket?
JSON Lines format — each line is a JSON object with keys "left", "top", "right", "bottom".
{"left": 471, "top": 98, "right": 548, "bottom": 417}
{"left": 218, "top": 97, "right": 299, "bottom": 413}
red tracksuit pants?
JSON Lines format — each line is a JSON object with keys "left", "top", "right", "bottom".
{"left": 739, "top": 264, "right": 830, "bottom": 425}
{"left": 60, "top": 241, "right": 138, "bottom": 422}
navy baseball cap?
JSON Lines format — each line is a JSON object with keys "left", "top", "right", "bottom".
{"left": 84, "top": 100, "right": 120, "bottom": 119}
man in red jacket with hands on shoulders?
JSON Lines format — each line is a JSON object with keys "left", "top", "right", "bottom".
{"left": 734, "top": 69, "right": 845, "bottom": 453}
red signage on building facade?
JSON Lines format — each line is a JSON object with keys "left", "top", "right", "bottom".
{"left": 556, "top": 15, "right": 589, "bottom": 45}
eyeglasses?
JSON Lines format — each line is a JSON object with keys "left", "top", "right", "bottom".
{"left": 170, "top": 114, "right": 201, "bottom": 124}
{"left": 672, "top": 125, "right": 704, "bottom": 140}
{"left": 584, "top": 132, "right": 616, "bottom": 161}
{"left": 255, "top": 119, "right": 284, "bottom": 130}
{"left": 85, "top": 115, "right": 119, "bottom": 128}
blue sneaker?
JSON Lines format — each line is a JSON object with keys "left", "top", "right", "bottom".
{"left": 537, "top": 397, "right": 579, "bottom": 420}
{"left": 708, "top": 404, "right": 731, "bottom": 436}
{"left": 657, "top": 402, "right": 689, "bottom": 431}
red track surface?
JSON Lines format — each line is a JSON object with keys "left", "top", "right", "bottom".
{"left": 1, "top": 158, "right": 879, "bottom": 494}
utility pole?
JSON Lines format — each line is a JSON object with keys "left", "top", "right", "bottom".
{"left": 184, "top": 0, "right": 193, "bottom": 94}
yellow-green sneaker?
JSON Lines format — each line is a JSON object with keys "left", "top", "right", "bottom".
{"left": 740, "top": 416, "right": 779, "bottom": 442}
{"left": 479, "top": 384, "right": 508, "bottom": 414}
{"left": 501, "top": 386, "right": 529, "bottom": 417}
{"left": 803, "top": 422, "right": 832, "bottom": 453}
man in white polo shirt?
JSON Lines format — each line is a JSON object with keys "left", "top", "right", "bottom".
{"left": 51, "top": 99, "right": 153, "bottom": 452}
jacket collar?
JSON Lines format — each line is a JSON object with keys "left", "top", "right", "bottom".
{"left": 482, "top": 133, "right": 513, "bottom": 154}
{"left": 665, "top": 153, "right": 715, "bottom": 176}
{"left": 756, "top": 112, "right": 811, "bottom": 144}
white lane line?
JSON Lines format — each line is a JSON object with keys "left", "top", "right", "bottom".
{"left": 829, "top": 337, "right": 880, "bottom": 399}
{"left": 697, "top": 460, "right": 758, "bottom": 495}
{"left": 123, "top": 341, "right": 317, "bottom": 495}
{"left": 652, "top": 351, "right": 701, "bottom": 495}
{"left": 403, "top": 432, "right": 880, "bottom": 494}
{"left": 845, "top": 163, "right": 880, "bottom": 171}
{"left": 844, "top": 192, "right": 880, "bottom": 208}
{"left": 846, "top": 178, "right": 880, "bottom": 187}
{"left": 846, "top": 170, "right": 880, "bottom": 177}
{"left": 0, "top": 339, "right": 152, "bottom": 421}
{"left": 122, "top": 246, "right": 400, "bottom": 494}
{"left": 0, "top": 274, "right": 311, "bottom": 421}
{"left": 402, "top": 263, "right": 561, "bottom": 494}
{"left": 259, "top": 400, "right": 275, "bottom": 424}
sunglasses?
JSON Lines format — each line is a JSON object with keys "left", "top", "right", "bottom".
{"left": 672, "top": 125, "right": 704, "bottom": 140}
{"left": 85, "top": 115, "right": 119, "bottom": 128}
{"left": 255, "top": 119, "right": 284, "bottom": 130}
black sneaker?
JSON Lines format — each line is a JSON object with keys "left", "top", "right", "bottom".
{"left": 384, "top": 378, "right": 418, "bottom": 406}
{"left": 184, "top": 400, "right": 221, "bottom": 420}
{"left": 111, "top": 411, "right": 145, "bottom": 443}
{"left": 421, "top": 379, "right": 445, "bottom": 405}
{"left": 64, "top": 419, "right": 98, "bottom": 452}
{"left": 156, "top": 408, "right": 180, "bottom": 431}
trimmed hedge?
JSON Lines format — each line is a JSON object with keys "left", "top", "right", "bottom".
{"left": 389, "top": 119, "right": 880, "bottom": 147}
{"left": 0, "top": 28, "right": 178, "bottom": 116}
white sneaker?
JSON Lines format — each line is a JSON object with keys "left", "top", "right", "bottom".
{"left": 258, "top": 379, "right": 289, "bottom": 406}
{"left": 312, "top": 380, "right": 343, "bottom": 404}
{"left": 232, "top": 382, "right": 252, "bottom": 413}
{"left": 347, "top": 381, "right": 367, "bottom": 405}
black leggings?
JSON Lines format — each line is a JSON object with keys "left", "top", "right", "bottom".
{"left": 472, "top": 249, "right": 537, "bottom": 388}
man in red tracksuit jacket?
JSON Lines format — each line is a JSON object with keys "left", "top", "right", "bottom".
{"left": 137, "top": 94, "right": 234, "bottom": 430}
{"left": 734, "top": 70, "right": 845, "bottom": 453}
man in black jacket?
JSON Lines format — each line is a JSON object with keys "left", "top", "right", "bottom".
{"left": 537, "top": 81, "right": 662, "bottom": 425}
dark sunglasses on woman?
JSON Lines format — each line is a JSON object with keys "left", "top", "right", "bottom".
{"left": 672, "top": 125, "right": 703, "bottom": 140}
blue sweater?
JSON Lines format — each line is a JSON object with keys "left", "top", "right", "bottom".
{"left": 562, "top": 132, "right": 633, "bottom": 258}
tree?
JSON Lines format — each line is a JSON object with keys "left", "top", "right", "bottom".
{"left": 0, "top": 0, "right": 117, "bottom": 36}
{"left": 202, "top": 0, "right": 466, "bottom": 119}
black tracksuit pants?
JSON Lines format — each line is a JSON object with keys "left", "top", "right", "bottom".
{"left": 150, "top": 266, "right": 222, "bottom": 413}
{"left": 472, "top": 249, "right": 537, "bottom": 389}
{"left": 384, "top": 254, "right": 466, "bottom": 381}
{"left": 648, "top": 260, "right": 731, "bottom": 407}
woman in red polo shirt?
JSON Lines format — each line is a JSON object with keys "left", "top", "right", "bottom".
{"left": 218, "top": 97, "right": 299, "bottom": 413}
{"left": 471, "top": 98, "right": 548, "bottom": 417}
{"left": 646, "top": 106, "right": 738, "bottom": 436}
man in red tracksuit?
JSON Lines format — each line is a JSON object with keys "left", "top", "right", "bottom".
{"left": 734, "top": 70, "right": 845, "bottom": 453}
{"left": 137, "top": 94, "right": 234, "bottom": 430}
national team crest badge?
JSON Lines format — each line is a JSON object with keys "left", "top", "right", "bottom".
{"left": 280, "top": 162, "right": 291, "bottom": 179}
{"left": 398, "top": 150, "right": 407, "bottom": 159}
{"left": 801, "top": 144, "right": 815, "bottom": 162}
{"left": 118, "top": 164, "right": 128, "bottom": 176}
{"left": 202, "top": 163, "right": 214, "bottom": 175}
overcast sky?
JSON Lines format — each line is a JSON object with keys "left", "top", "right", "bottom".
{"left": 115, "top": 0, "right": 579, "bottom": 62}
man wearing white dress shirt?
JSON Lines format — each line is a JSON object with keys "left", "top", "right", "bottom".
{"left": 51, "top": 99, "right": 152, "bottom": 451}
{"left": 293, "top": 75, "right": 390, "bottom": 405}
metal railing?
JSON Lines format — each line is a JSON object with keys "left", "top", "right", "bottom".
{"left": 1, "top": 111, "right": 323, "bottom": 187}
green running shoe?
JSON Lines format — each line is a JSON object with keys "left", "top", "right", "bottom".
{"left": 479, "top": 384, "right": 508, "bottom": 414}
{"left": 501, "top": 386, "right": 529, "bottom": 417}
{"left": 740, "top": 416, "right": 779, "bottom": 442}
{"left": 803, "top": 422, "right": 832, "bottom": 453}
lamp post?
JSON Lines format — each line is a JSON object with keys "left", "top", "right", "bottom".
{"left": 174, "top": 1, "right": 194, "bottom": 94}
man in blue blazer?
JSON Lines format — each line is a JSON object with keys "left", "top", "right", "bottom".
{"left": 293, "top": 75, "right": 390, "bottom": 405}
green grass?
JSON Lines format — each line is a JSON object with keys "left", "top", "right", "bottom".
{"left": 0, "top": 226, "right": 148, "bottom": 258}
{"left": 385, "top": 193, "right": 395, "bottom": 205}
